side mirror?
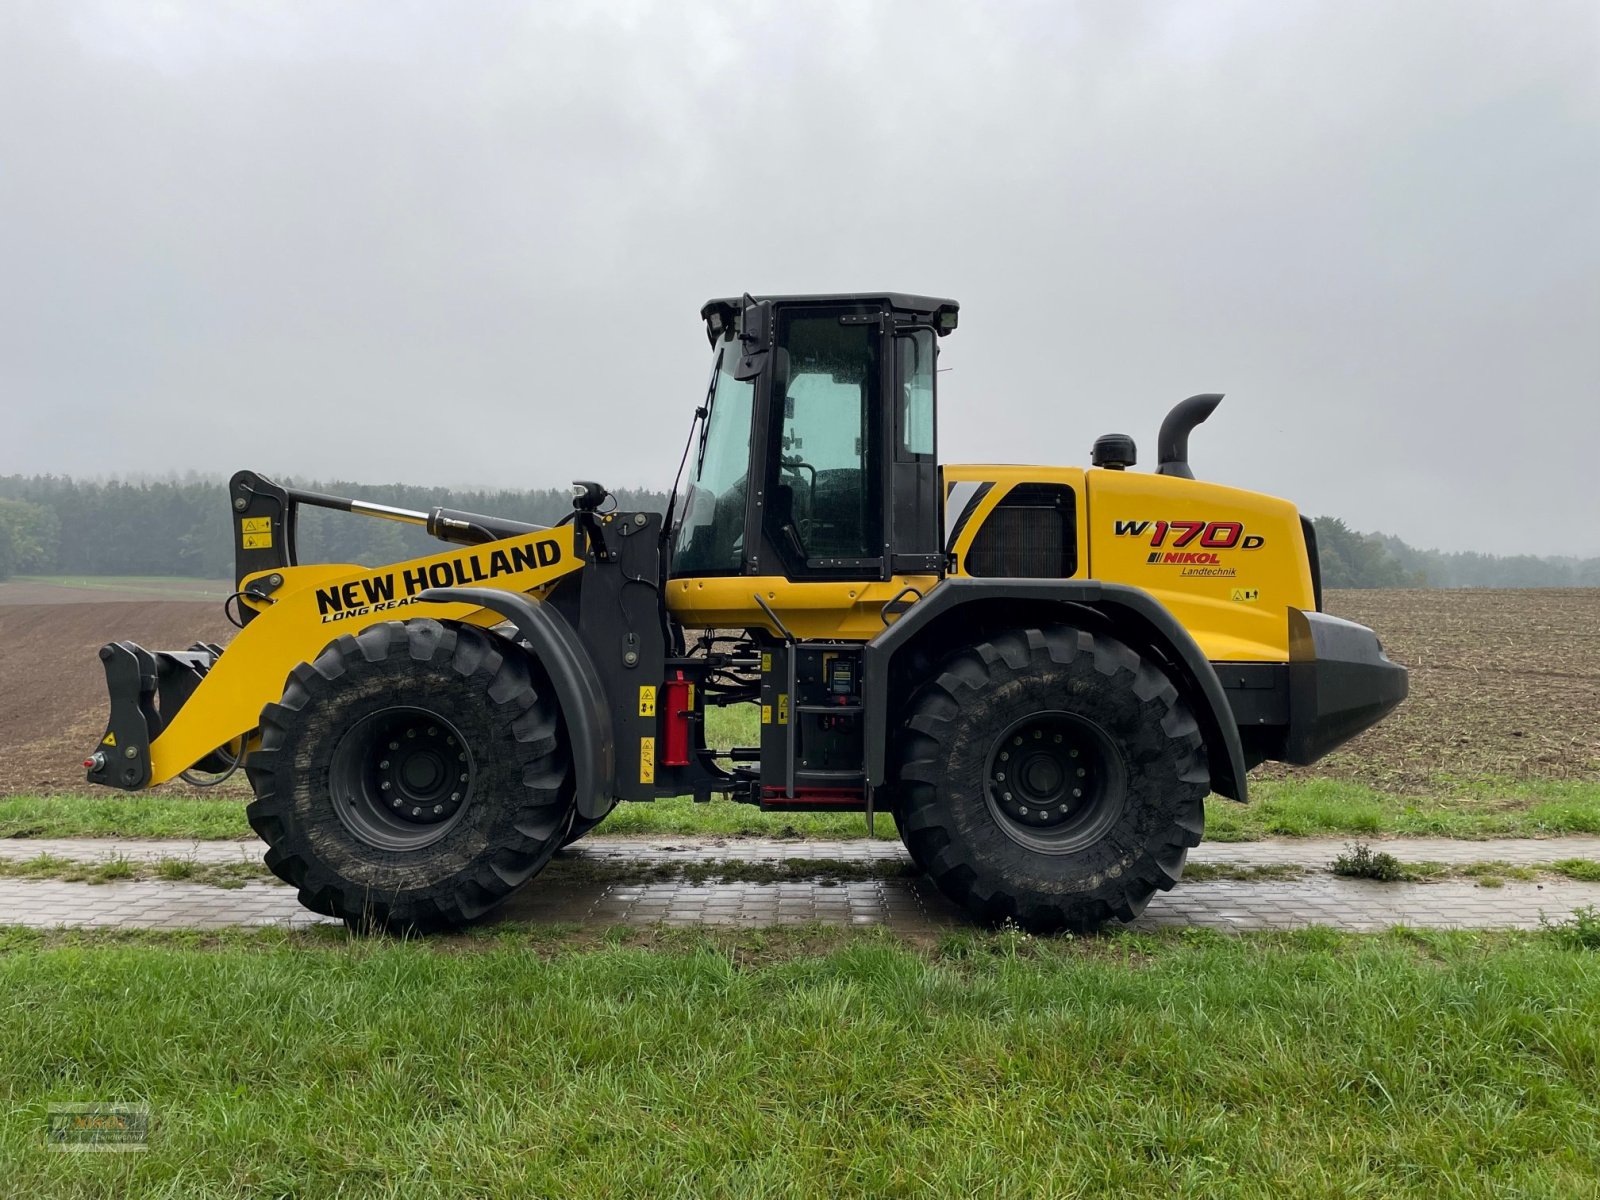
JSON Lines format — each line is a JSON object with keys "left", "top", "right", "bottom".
{"left": 735, "top": 295, "right": 773, "bottom": 381}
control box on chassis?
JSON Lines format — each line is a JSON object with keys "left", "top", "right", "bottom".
{"left": 84, "top": 291, "right": 1407, "bottom": 934}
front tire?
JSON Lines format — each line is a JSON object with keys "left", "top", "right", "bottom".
{"left": 893, "top": 626, "right": 1207, "bottom": 932}
{"left": 246, "top": 618, "right": 574, "bottom": 932}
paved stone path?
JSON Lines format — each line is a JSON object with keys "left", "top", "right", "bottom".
{"left": 5, "top": 834, "right": 1600, "bottom": 868}
{"left": 0, "top": 834, "right": 1596, "bottom": 934}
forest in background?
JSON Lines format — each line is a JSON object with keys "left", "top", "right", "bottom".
{"left": 0, "top": 474, "right": 1596, "bottom": 588}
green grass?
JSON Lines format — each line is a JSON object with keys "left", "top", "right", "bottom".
{"left": 2, "top": 925, "right": 1600, "bottom": 1196}
{"left": 0, "top": 854, "right": 267, "bottom": 888}
{"left": 0, "top": 795, "right": 252, "bottom": 840}
{"left": 6, "top": 777, "right": 1600, "bottom": 844}
{"left": 1554, "top": 859, "right": 1600, "bottom": 883}
{"left": 1202, "top": 777, "right": 1600, "bottom": 842}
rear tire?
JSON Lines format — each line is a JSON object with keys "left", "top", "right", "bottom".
{"left": 889, "top": 808, "right": 930, "bottom": 874}
{"left": 246, "top": 618, "right": 574, "bottom": 932}
{"left": 893, "top": 626, "right": 1207, "bottom": 933}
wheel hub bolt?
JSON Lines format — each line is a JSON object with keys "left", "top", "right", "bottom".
{"left": 432, "top": 805, "right": 443, "bottom": 815}
{"left": 381, "top": 781, "right": 391, "bottom": 791}
{"left": 428, "top": 726, "right": 438, "bottom": 736}
{"left": 1073, "top": 788, "right": 1082, "bottom": 798}
{"left": 1003, "top": 792, "right": 1013, "bottom": 802}
{"left": 407, "top": 729, "right": 416, "bottom": 739}
{"left": 389, "top": 741, "right": 399, "bottom": 750}
{"left": 459, "top": 773, "right": 467, "bottom": 782}
{"left": 995, "top": 772, "right": 1005, "bottom": 781}
{"left": 1077, "top": 768, "right": 1086, "bottom": 778}
{"left": 450, "top": 792, "right": 460, "bottom": 802}
{"left": 1020, "top": 806, "right": 1029, "bottom": 816}
{"left": 380, "top": 759, "right": 390, "bottom": 769}
{"left": 411, "top": 807, "right": 421, "bottom": 816}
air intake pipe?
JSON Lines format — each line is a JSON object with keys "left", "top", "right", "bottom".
{"left": 1155, "top": 393, "right": 1223, "bottom": 480}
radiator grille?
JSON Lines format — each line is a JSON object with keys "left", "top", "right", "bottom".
{"left": 966, "top": 484, "right": 1077, "bottom": 578}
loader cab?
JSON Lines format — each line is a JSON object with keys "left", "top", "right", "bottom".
{"left": 669, "top": 292, "right": 958, "bottom": 603}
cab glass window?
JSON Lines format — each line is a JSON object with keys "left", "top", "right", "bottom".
{"left": 896, "top": 328, "right": 935, "bottom": 458}
{"left": 767, "top": 310, "right": 879, "bottom": 567}
{"left": 670, "top": 344, "right": 755, "bottom": 575}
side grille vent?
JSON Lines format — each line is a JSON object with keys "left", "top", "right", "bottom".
{"left": 966, "top": 484, "right": 1077, "bottom": 578}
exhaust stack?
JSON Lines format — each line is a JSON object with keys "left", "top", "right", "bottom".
{"left": 1156, "top": 393, "right": 1223, "bottom": 480}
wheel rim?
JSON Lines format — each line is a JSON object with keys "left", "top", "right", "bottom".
{"left": 329, "top": 707, "right": 474, "bottom": 851}
{"left": 983, "top": 711, "right": 1127, "bottom": 854}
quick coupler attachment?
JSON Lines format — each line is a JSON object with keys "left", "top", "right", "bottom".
{"left": 84, "top": 641, "right": 223, "bottom": 790}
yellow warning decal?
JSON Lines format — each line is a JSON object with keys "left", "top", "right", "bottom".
{"left": 639, "top": 685, "right": 656, "bottom": 717}
{"left": 241, "top": 516, "right": 273, "bottom": 550}
{"left": 639, "top": 736, "right": 655, "bottom": 783}
{"left": 685, "top": 684, "right": 695, "bottom": 707}
{"left": 761, "top": 653, "right": 773, "bottom": 671}
{"left": 778, "top": 694, "right": 789, "bottom": 725}
{"left": 101, "top": 732, "right": 116, "bottom": 747}
{"left": 1230, "top": 588, "right": 1260, "bottom": 603}
{"left": 761, "top": 705, "right": 773, "bottom": 725}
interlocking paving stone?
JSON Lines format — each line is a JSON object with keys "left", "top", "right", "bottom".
{"left": 6, "top": 834, "right": 1600, "bottom": 869}
{"left": 1, "top": 834, "right": 1598, "bottom": 934}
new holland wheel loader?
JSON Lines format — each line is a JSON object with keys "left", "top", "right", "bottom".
{"left": 84, "top": 291, "right": 1407, "bottom": 932}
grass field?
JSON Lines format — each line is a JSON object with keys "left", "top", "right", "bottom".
{"left": 8, "top": 690, "right": 1600, "bottom": 842}
{"left": 6, "top": 777, "right": 1599, "bottom": 843}
{"left": 3, "top": 924, "right": 1599, "bottom": 1197}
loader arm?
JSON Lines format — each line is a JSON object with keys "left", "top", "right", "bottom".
{"left": 86, "top": 527, "right": 584, "bottom": 790}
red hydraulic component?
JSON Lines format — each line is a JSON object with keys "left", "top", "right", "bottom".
{"left": 662, "top": 673, "right": 692, "bottom": 768}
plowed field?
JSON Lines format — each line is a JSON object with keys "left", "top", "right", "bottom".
{"left": 0, "top": 584, "right": 1595, "bottom": 795}
{"left": 0, "top": 599, "right": 236, "bottom": 793}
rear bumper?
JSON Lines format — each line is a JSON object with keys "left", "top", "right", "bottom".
{"left": 1284, "top": 609, "right": 1408, "bottom": 764}
{"left": 1218, "top": 609, "right": 1408, "bottom": 768}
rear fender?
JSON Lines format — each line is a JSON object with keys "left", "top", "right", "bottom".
{"left": 863, "top": 577, "right": 1251, "bottom": 802}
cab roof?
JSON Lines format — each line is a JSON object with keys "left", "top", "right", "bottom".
{"left": 700, "top": 292, "right": 959, "bottom": 340}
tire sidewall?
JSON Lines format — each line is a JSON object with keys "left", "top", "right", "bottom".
{"left": 897, "top": 628, "right": 1207, "bottom": 925}
{"left": 285, "top": 655, "right": 555, "bottom": 893}
{"left": 936, "top": 654, "right": 1189, "bottom": 896}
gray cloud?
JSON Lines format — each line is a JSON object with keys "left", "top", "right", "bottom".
{"left": 2, "top": 0, "right": 1596, "bottom": 553}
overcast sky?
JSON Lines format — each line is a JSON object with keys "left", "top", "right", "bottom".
{"left": 2, "top": 1, "right": 1596, "bottom": 555}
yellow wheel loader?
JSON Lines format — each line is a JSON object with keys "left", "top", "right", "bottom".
{"left": 84, "top": 291, "right": 1407, "bottom": 932}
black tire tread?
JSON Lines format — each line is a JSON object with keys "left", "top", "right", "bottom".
{"left": 245, "top": 619, "right": 572, "bottom": 932}
{"left": 893, "top": 625, "right": 1208, "bottom": 933}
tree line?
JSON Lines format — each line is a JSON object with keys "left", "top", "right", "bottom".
{"left": 0, "top": 474, "right": 1594, "bottom": 588}
{"left": 1309, "top": 517, "right": 1600, "bottom": 588}
{"left": 0, "top": 475, "right": 670, "bottom": 581}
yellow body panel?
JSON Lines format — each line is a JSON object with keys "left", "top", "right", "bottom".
{"left": 1083, "top": 467, "right": 1313, "bottom": 661}
{"left": 945, "top": 463, "right": 1313, "bottom": 662}
{"left": 147, "top": 528, "right": 583, "bottom": 786}
{"left": 667, "top": 575, "right": 940, "bottom": 640}
{"left": 669, "top": 463, "right": 1312, "bottom": 658}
